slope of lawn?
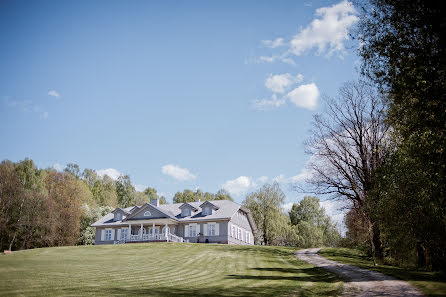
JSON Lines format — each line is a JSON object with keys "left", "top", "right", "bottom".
{"left": 0, "top": 243, "right": 342, "bottom": 297}
{"left": 319, "top": 248, "right": 446, "bottom": 297}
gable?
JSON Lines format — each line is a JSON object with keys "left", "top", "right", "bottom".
{"left": 125, "top": 204, "right": 170, "bottom": 220}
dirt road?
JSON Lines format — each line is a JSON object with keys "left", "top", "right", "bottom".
{"left": 295, "top": 248, "right": 425, "bottom": 297}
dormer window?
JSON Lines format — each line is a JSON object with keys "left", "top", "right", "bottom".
{"left": 181, "top": 208, "right": 191, "bottom": 217}
{"left": 115, "top": 212, "right": 122, "bottom": 221}
{"left": 202, "top": 207, "right": 212, "bottom": 216}
{"left": 179, "top": 202, "right": 197, "bottom": 217}
{"left": 144, "top": 211, "right": 151, "bottom": 217}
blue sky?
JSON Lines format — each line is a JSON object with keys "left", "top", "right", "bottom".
{"left": 0, "top": 0, "right": 359, "bottom": 228}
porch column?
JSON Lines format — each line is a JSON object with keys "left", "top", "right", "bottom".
{"left": 165, "top": 222, "right": 169, "bottom": 242}
{"left": 128, "top": 224, "right": 131, "bottom": 239}
{"left": 152, "top": 222, "right": 155, "bottom": 238}
{"left": 140, "top": 223, "right": 143, "bottom": 239}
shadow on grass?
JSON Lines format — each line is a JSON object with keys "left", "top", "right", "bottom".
{"left": 77, "top": 285, "right": 301, "bottom": 297}
{"left": 226, "top": 267, "right": 340, "bottom": 283}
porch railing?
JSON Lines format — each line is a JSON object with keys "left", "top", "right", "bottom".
{"left": 114, "top": 233, "right": 186, "bottom": 243}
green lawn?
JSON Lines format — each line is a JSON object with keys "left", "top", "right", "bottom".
{"left": 319, "top": 248, "right": 446, "bottom": 297}
{"left": 0, "top": 243, "right": 342, "bottom": 297}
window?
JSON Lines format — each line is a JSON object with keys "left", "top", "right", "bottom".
{"left": 121, "top": 229, "right": 128, "bottom": 240}
{"left": 231, "top": 225, "right": 236, "bottom": 238}
{"left": 245, "top": 231, "right": 249, "bottom": 243}
{"left": 238, "top": 228, "right": 242, "bottom": 240}
{"left": 189, "top": 225, "right": 197, "bottom": 237}
{"left": 208, "top": 224, "right": 216, "bottom": 236}
{"left": 182, "top": 208, "right": 191, "bottom": 217}
{"left": 116, "top": 213, "right": 121, "bottom": 220}
{"left": 105, "top": 230, "right": 112, "bottom": 241}
{"left": 144, "top": 211, "right": 151, "bottom": 217}
{"left": 203, "top": 207, "right": 211, "bottom": 215}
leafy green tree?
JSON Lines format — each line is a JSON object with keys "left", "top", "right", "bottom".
{"left": 215, "top": 189, "right": 233, "bottom": 201}
{"left": 64, "top": 163, "right": 80, "bottom": 179}
{"left": 144, "top": 187, "right": 158, "bottom": 200}
{"left": 78, "top": 204, "right": 114, "bottom": 245}
{"left": 159, "top": 196, "right": 168, "bottom": 204}
{"left": 358, "top": 0, "right": 446, "bottom": 271}
{"left": 173, "top": 189, "right": 219, "bottom": 203}
{"left": 243, "top": 183, "right": 286, "bottom": 245}
{"left": 289, "top": 197, "right": 340, "bottom": 248}
{"left": 115, "top": 175, "right": 136, "bottom": 208}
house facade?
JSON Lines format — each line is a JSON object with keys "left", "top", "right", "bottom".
{"left": 91, "top": 199, "right": 257, "bottom": 245}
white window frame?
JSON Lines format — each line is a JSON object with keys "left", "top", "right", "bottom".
{"left": 105, "top": 229, "right": 112, "bottom": 241}
{"left": 189, "top": 224, "right": 197, "bottom": 237}
{"left": 231, "top": 225, "right": 236, "bottom": 238}
{"left": 238, "top": 228, "right": 242, "bottom": 240}
{"left": 245, "top": 231, "right": 249, "bottom": 243}
{"left": 144, "top": 211, "right": 151, "bottom": 217}
{"left": 116, "top": 213, "right": 121, "bottom": 220}
{"left": 208, "top": 223, "right": 216, "bottom": 236}
{"left": 121, "top": 228, "right": 128, "bottom": 240}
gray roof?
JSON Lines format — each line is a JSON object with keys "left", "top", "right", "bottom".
{"left": 91, "top": 200, "right": 251, "bottom": 228}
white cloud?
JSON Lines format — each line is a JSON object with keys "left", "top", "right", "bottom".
{"left": 262, "top": 38, "right": 285, "bottom": 48}
{"left": 265, "top": 73, "right": 304, "bottom": 93}
{"left": 97, "top": 168, "right": 122, "bottom": 180}
{"left": 290, "top": 0, "right": 358, "bottom": 57}
{"left": 258, "top": 55, "right": 296, "bottom": 65}
{"left": 222, "top": 176, "right": 256, "bottom": 196}
{"left": 134, "top": 184, "right": 147, "bottom": 192}
{"left": 286, "top": 83, "right": 319, "bottom": 110}
{"left": 162, "top": 164, "right": 196, "bottom": 181}
{"left": 252, "top": 94, "right": 286, "bottom": 110}
{"left": 48, "top": 89, "right": 60, "bottom": 98}
{"left": 52, "top": 163, "right": 65, "bottom": 172}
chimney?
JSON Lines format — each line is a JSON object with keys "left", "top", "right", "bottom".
{"left": 195, "top": 198, "right": 201, "bottom": 202}
{"left": 150, "top": 198, "right": 159, "bottom": 207}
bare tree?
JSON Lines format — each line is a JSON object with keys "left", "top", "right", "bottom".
{"left": 303, "top": 80, "right": 392, "bottom": 260}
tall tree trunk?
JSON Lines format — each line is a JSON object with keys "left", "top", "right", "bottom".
{"left": 416, "top": 242, "right": 426, "bottom": 268}
{"left": 372, "top": 221, "right": 384, "bottom": 260}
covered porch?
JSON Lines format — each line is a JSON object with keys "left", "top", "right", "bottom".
{"left": 115, "top": 218, "right": 186, "bottom": 244}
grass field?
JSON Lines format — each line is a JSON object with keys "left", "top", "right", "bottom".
{"left": 319, "top": 248, "right": 446, "bottom": 297}
{"left": 0, "top": 243, "right": 342, "bottom": 297}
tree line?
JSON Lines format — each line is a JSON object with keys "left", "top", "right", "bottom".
{"left": 0, "top": 159, "right": 234, "bottom": 251}
{"left": 301, "top": 0, "right": 445, "bottom": 271}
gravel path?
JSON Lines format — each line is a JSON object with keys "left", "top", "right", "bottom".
{"left": 295, "top": 248, "right": 425, "bottom": 297}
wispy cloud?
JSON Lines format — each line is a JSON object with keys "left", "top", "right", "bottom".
{"left": 3, "top": 96, "right": 49, "bottom": 120}
{"left": 48, "top": 89, "right": 60, "bottom": 98}
{"left": 97, "top": 168, "right": 122, "bottom": 180}
{"left": 261, "top": 38, "right": 285, "bottom": 49}
{"left": 252, "top": 94, "right": 286, "bottom": 110}
{"left": 162, "top": 164, "right": 196, "bottom": 181}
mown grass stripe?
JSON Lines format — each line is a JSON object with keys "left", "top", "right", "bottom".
{"left": 0, "top": 243, "right": 342, "bottom": 297}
